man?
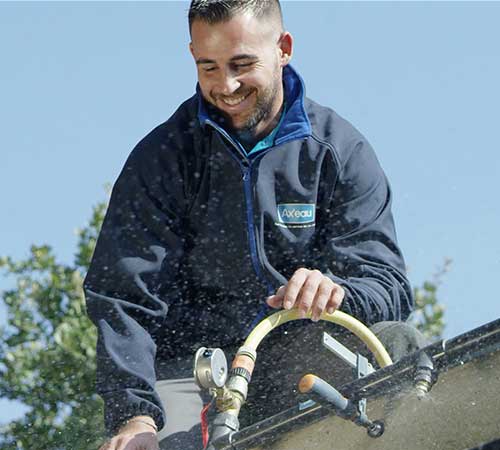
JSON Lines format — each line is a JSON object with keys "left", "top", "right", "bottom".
{"left": 85, "top": 1, "right": 419, "bottom": 449}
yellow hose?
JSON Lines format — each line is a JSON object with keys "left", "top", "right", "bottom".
{"left": 244, "top": 309, "right": 393, "bottom": 368}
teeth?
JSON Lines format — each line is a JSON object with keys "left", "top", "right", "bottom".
{"left": 221, "top": 94, "right": 248, "bottom": 106}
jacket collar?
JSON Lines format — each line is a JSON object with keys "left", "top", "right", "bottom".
{"left": 196, "top": 65, "right": 312, "bottom": 145}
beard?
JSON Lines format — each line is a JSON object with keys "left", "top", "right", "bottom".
{"left": 208, "top": 71, "right": 282, "bottom": 147}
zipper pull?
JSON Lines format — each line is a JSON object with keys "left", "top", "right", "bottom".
{"left": 242, "top": 167, "right": 250, "bottom": 181}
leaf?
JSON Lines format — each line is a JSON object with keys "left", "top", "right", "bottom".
{"left": 0, "top": 200, "right": 107, "bottom": 448}
{"left": 409, "top": 260, "right": 450, "bottom": 340}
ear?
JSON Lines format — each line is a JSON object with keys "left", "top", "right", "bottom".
{"left": 189, "top": 42, "right": 195, "bottom": 59}
{"left": 278, "top": 32, "right": 293, "bottom": 67}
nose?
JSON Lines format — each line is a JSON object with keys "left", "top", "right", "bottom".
{"left": 217, "top": 69, "right": 241, "bottom": 96}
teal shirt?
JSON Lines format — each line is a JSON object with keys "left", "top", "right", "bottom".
{"left": 237, "top": 105, "right": 286, "bottom": 157}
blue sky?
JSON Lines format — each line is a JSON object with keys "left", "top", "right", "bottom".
{"left": 1, "top": 1, "right": 500, "bottom": 425}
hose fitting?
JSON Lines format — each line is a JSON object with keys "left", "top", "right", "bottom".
{"left": 414, "top": 351, "right": 436, "bottom": 398}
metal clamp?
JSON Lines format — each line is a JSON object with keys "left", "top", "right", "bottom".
{"left": 322, "top": 332, "right": 375, "bottom": 378}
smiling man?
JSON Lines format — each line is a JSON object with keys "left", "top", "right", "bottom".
{"left": 190, "top": 5, "right": 289, "bottom": 149}
{"left": 85, "top": 2, "right": 421, "bottom": 450}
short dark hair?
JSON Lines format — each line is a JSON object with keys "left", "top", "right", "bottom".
{"left": 188, "top": 0, "right": 283, "bottom": 33}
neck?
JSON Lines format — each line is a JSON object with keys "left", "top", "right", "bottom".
{"left": 237, "top": 98, "right": 285, "bottom": 150}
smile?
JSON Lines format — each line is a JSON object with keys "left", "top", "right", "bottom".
{"left": 219, "top": 92, "right": 252, "bottom": 107}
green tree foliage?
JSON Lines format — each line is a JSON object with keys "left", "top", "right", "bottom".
{"left": 0, "top": 202, "right": 107, "bottom": 450}
{"left": 409, "top": 259, "right": 451, "bottom": 340}
{"left": 0, "top": 198, "right": 448, "bottom": 448}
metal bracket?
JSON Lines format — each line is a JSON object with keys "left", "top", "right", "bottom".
{"left": 357, "top": 397, "right": 367, "bottom": 416}
{"left": 298, "top": 399, "right": 317, "bottom": 411}
{"left": 321, "top": 332, "right": 384, "bottom": 436}
{"left": 322, "top": 332, "right": 375, "bottom": 378}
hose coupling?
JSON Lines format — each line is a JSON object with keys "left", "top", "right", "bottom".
{"left": 206, "top": 411, "right": 240, "bottom": 450}
{"left": 414, "top": 351, "right": 436, "bottom": 398}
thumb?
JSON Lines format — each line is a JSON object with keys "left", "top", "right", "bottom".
{"left": 266, "top": 286, "right": 285, "bottom": 309}
{"left": 266, "top": 295, "right": 283, "bottom": 309}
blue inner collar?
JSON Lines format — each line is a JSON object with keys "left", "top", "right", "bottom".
{"left": 196, "top": 65, "right": 312, "bottom": 149}
{"left": 244, "top": 103, "right": 287, "bottom": 156}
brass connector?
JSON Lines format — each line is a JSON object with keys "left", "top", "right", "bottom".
{"left": 215, "top": 385, "right": 245, "bottom": 413}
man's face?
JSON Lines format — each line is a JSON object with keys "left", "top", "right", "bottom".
{"left": 190, "top": 12, "right": 292, "bottom": 142}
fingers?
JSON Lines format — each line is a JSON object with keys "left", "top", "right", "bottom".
{"left": 267, "top": 268, "right": 345, "bottom": 321}
{"left": 311, "top": 277, "right": 335, "bottom": 321}
{"left": 99, "top": 438, "right": 115, "bottom": 450}
{"left": 266, "top": 285, "right": 285, "bottom": 308}
{"left": 283, "top": 268, "right": 310, "bottom": 309}
{"left": 292, "top": 269, "right": 323, "bottom": 318}
{"left": 326, "top": 284, "right": 345, "bottom": 315}
{"left": 99, "top": 432, "right": 159, "bottom": 450}
{"left": 100, "top": 438, "right": 117, "bottom": 450}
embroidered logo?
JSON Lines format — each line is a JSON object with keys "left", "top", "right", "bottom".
{"left": 276, "top": 203, "right": 316, "bottom": 228}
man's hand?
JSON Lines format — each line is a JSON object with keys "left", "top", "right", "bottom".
{"left": 99, "top": 416, "right": 159, "bottom": 450}
{"left": 266, "top": 268, "right": 345, "bottom": 322}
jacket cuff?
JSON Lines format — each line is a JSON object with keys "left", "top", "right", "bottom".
{"left": 102, "top": 390, "right": 165, "bottom": 436}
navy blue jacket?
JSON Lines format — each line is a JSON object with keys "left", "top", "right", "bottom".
{"left": 84, "top": 66, "right": 413, "bottom": 433}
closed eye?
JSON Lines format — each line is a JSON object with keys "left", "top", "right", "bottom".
{"left": 233, "top": 62, "right": 255, "bottom": 70}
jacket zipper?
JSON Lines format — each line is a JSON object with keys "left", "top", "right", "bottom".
{"left": 205, "top": 121, "right": 272, "bottom": 290}
{"left": 241, "top": 162, "right": 274, "bottom": 331}
{"left": 241, "top": 163, "right": 266, "bottom": 282}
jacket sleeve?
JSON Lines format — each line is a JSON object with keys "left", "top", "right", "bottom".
{"left": 317, "top": 137, "right": 414, "bottom": 325}
{"left": 84, "top": 142, "right": 186, "bottom": 434}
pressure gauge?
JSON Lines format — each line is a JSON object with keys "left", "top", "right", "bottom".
{"left": 193, "top": 347, "right": 228, "bottom": 389}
